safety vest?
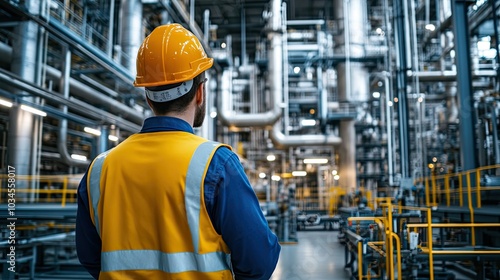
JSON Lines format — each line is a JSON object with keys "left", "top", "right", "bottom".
{"left": 87, "top": 131, "right": 233, "bottom": 279}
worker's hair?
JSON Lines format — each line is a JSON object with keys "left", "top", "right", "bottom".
{"left": 146, "top": 73, "right": 206, "bottom": 115}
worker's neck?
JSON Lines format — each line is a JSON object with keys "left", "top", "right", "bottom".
{"left": 158, "top": 107, "right": 195, "bottom": 127}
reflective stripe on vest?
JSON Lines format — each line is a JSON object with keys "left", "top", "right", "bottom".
{"left": 101, "top": 250, "right": 229, "bottom": 273}
{"left": 88, "top": 150, "right": 112, "bottom": 237}
{"left": 88, "top": 141, "right": 230, "bottom": 273}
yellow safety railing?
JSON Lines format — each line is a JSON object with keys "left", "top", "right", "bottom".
{"left": 348, "top": 210, "right": 402, "bottom": 280}
{"left": 406, "top": 222, "right": 500, "bottom": 280}
{"left": 415, "top": 164, "right": 500, "bottom": 209}
{"left": 0, "top": 174, "right": 84, "bottom": 206}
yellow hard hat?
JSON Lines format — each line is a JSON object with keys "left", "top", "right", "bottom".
{"left": 134, "top": 23, "right": 213, "bottom": 88}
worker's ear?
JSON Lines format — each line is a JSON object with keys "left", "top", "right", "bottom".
{"left": 146, "top": 97, "right": 156, "bottom": 114}
{"left": 195, "top": 81, "right": 204, "bottom": 106}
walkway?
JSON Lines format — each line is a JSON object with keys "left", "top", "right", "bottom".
{"left": 270, "top": 231, "right": 350, "bottom": 280}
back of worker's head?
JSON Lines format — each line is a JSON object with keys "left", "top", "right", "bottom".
{"left": 133, "top": 23, "right": 213, "bottom": 116}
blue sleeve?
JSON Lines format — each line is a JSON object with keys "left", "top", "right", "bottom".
{"left": 205, "top": 148, "right": 281, "bottom": 280}
{"left": 75, "top": 172, "right": 101, "bottom": 280}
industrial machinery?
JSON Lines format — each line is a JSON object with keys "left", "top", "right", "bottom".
{"left": 1, "top": 0, "right": 500, "bottom": 279}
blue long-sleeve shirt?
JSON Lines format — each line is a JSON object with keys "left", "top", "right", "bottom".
{"left": 76, "top": 116, "right": 281, "bottom": 279}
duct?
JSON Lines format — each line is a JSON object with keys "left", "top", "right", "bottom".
{"left": 120, "top": 0, "right": 143, "bottom": 74}
{"left": 217, "top": 0, "right": 283, "bottom": 128}
{"left": 0, "top": 68, "right": 141, "bottom": 132}
{"left": 58, "top": 46, "right": 90, "bottom": 168}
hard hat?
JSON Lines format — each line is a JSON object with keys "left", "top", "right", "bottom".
{"left": 134, "top": 23, "right": 213, "bottom": 88}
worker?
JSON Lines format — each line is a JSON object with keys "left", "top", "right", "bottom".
{"left": 75, "top": 23, "right": 281, "bottom": 280}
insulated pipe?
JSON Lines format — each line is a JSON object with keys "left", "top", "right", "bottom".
{"left": 58, "top": 46, "right": 90, "bottom": 167}
{"left": 120, "top": 0, "right": 143, "bottom": 74}
{"left": 271, "top": 0, "right": 342, "bottom": 147}
{"left": 7, "top": 0, "right": 40, "bottom": 185}
{"left": 0, "top": 41, "right": 145, "bottom": 125}
{"left": 0, "top": 69, "right": 141, "bottom": 132}
{"left": 217, "top": 0, "right": 282, "bottom": 128}
{"left": 270, "top": 123, "right": 342, "bottom": 148}
{"left": 45, "top": 66, "right": 145, "bottom": 124}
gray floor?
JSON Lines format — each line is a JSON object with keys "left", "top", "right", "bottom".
{"left": 270, "top": 231, "right": 350, "bottom": 280}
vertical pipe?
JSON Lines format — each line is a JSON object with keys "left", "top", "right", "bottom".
{"left": 282, "top": 2, "right": 289, "bottom": 136}
{"left": 190, "top": 0, "right": 195, "bottom": 27}
{"left": 241, "top": 7, "right": 247, "bottom": 66}
{"left": 120, "top": 0, "right": 143, "bottom": 74}
{"left": 394, "top": 0, "right": 411, "bottom": 178}
{"left": 203, "top": 9, "right": 210, "bottom": 45}
{"left": 451, "top": 0, "right": 478, "bottom": 171}
{"left": 99, "top": 125, "right": 109, "bottom": 154}
{"left": 107, "top": 0, "right": 116, "bottom": 56}
{"left": 490, "top": 0, "right": 500, "bottom": 92}
{"left": 334, "top": 0, "right": 369, "bottom": 193}
{"left": 491, "top": 105, "right": 500, "bottom": 164}
{"left": 385, "top": 75, "right": 395, "bottom": 186}
{"left": 8, "top": 0, "right": 41, "bottom": 197}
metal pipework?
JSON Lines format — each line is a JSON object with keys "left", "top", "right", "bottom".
{"left": 217, "top": 0, "right": 282, "bottom": 128}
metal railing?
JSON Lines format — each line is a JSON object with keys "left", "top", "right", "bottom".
{"left": 0, "top": 174, "right": 83, "bottom": 206}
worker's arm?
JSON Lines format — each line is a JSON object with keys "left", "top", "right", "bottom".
{"left": 75, "top": 172, "right": 102, "bottom": 279}
{"left": 205, "top": 148, "right": 281, "bottom": 280}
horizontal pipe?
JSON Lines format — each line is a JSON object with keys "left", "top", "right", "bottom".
{"left": 0, "top": 41, "right": 145, "bottom": 125}
{"left": 0, "top": 68, "right": 141, "bottom": 132}
{"left": 420, "top": 249, "right": 500, "bottom": 254}
{"left": 415, "top": 70, "right": 497, "bottom": 81}
{"left": 407, "top": 223, "right": 500, "bottom": 228}
{"left": 45, "top": 66, "right": 145, "bottom": 124}
{"left": 270, "top": 123, "right": 342, "bottom": 148}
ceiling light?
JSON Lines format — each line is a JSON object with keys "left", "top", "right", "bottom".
{"left": 0, "top": 98, "right": 13, "bottom": 107}
{"left": 259, "top": 172, "right": 266, "bottom": 179}
{"left": 425, "top": 24, "right": 435, "bottom": 31}
{"left": 301, "top": 119, "right": 316, "bottom": 126}
{"left": 292, "top": 171, "right": 307, "bottom": 177}
{"left": 20, "top": 105, "right": 47, "bottom": 117}
{"left": 303, "top": 158, "right": 328, "bottom": 164}
{"left": 84, "top": 127, "right": 102, "bottom": 136}
{"left": 332, "top": 170, "right": 337, "bottom": 175}
{"left": 108, "top": 135, "right": 119, "bottom": 142}
{"left": 372, "top": 92, "right": 381, "bottom": 99}
{"left": 267, "top": 154, "right": 276, "bottom": 162}
{"left": 333, "top": 175, "right": 340, "bottom": 180}
{"left": 71, "top": 154, "right": 87, "bottom": 161}
{"left": 271, "top": 175, "right": 281, "bottom": 181}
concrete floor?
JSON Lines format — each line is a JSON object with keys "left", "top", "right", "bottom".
{"left": 270, "top": 231, "right": 350, "bottom": 280}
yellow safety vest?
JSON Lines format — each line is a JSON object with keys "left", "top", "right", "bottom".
{"left": 87, "top": 131, "right": 233, "bottom": 279}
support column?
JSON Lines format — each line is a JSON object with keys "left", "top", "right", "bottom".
{"left": 451, "top": 0, "right": 477, "bottom": 171}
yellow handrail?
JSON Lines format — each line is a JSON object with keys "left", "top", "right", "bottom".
{"left": 407, "top": 221, "right": 500, "bottom": 280}
{"left": 0, "top": 174, "right": 83, "bottom": 206}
